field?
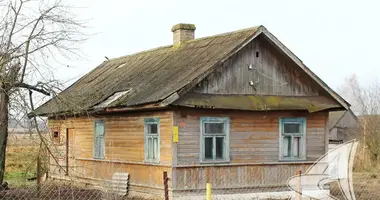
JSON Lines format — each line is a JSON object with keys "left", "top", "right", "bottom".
{"left": 5, "top": 134, "right": 41, "bottom": 186}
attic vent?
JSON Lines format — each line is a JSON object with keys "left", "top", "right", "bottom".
{"left": 117, "top": 63, "right": 127, "bottom": 69}
{"left": 94, "top": 89, "right": 131, "bottom": 108}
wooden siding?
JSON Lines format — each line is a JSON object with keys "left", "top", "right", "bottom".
{"left": 192, "top": 35, "right": 320, "bottom": 96}
{"left": 174, "top": 108, "right": 327, "bottom": 165}
{"left": 48, "top": 110, "right": 173, "bottom": 196}
{"left": 172, "top": 163, "right": 311, "bottom": 191}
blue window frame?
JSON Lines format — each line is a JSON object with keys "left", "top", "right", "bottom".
{"left": 94, "top": 120, "right": 105, "bottom": 159}
{"left": 279, "top": 118, "right": 306, "bottom": 161}
{"left": 144, "top": 118, "right": 160, "bottom": 163}
{"left": 200, "top": 117, "right": 230, "bottom": 163}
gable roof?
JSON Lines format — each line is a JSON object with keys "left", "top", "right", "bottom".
{"left": 328, "top": 109, "right": 359, "bottom": 131}
{"left": 33, "top": 25, "right": 348, "bottom": 116}
{"left": 327, "top": 111, "right": 346, "bottom": 130}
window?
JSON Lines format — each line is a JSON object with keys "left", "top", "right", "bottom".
{"left": 94, "top": 120, "right": 105, "bottom": 159}
{"left": 279, "top": 118, "right": 306, "bottom": 161}
{"left": 144, "top": 118, "right": 160, "bottom": 163}
{"left": 52, "top": 131, "right": 60, "bottom": 143}
{"left": 200, "top": 117, "right": 230, "bottom": 162}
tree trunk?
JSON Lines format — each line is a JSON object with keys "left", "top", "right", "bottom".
{"left": 0, "top": 90, "right": 9, "bottom": 184}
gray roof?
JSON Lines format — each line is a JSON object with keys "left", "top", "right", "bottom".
{"left": 328, "top": 111, "right": 346, "bottom": 130}
{"left": 34, "top": 26, "right": 261, "bottom": 116}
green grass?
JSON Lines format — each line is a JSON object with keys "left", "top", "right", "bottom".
{"left": 4, "top": 145, "right": 40, "bottom": 187}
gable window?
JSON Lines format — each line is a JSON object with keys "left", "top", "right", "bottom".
{"left": 94, "top": 120, "right": 105, "bottom": 159}
{"left": 279, "top": 118, "right": 306, "bottom": 161}
{"left": 144, "top": 118, "right": 160, "bottom": 163}
{"left": 200, "top": 117, "right": 230, "bottom": 163}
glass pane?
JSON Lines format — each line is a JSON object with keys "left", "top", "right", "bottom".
{"left": 284, "top": 123, "right": 301, "bottom": 134}
{"left": 283, "top": 136, "right": 291, "bottom": 157}
{"left": 148, "top": 124, "right": 158, "bottom": 134}
{"left": 148, "top": 137, "right": 153, "bottom": 159}
{"left": 205, "top": 123, "right": 224, "bottom": 134}
{"left": 293, "top": 137, "right": 300, "bottom": 157}
{"left": 204, "top": 137, "right": 213, "bottom": 159}
{"left": 153, "top": 138, "right": 158, "bottom": 160}
{"left": 95, "top": 122, "right": 105, "bottom": 136}
{"left": 216, "top": 137, "right": 224, "bottom": 159}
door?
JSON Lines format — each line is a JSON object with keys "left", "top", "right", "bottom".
{"left": 66, "top": 128, "right": 75, "bottom": 175}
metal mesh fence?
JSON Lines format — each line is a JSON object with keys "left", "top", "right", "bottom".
{"left": 3, "top": 133, "right": 380, "bottom": 199}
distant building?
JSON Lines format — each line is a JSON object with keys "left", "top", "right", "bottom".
{"left": 328, "top": 109, "right": 360, "bottom": 149}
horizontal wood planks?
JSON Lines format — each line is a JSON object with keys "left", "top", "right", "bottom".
{"left": 48, "top": 110, "right": 174, "bottom": 192}
{"left": 192, "top": 35, "right": 320, "bottom": 96}
{"left": 173, "top": 163, "right": 311, "bottom": 191}
{"left": 174, "top": 108, "right": 328, "bottom": 165}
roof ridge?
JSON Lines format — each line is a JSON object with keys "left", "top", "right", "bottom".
{"left": 187, "top": 25, "right": 261, "bottom": 43}
{"left": 107, "top": 25, "right": 262, "bottom": 62}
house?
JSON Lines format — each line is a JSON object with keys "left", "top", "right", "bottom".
{"left": 327, "top": 109, "right": 360, "bottom": 150}
{"left": 32, "top": 24, "right": 349, "bottom": 199}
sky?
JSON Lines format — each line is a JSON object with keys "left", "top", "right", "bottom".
{"left": 57, "top": 0, "right": 380, "bottom": 91}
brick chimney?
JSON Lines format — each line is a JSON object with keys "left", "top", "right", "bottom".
{"left": 171, "top": 23, "right": 196, "bottom": 44}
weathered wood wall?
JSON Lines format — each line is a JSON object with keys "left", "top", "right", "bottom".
{"left": 48, "top": 110, "right": 173, "bottom": 197}
{"left": 174, "top": 108, "right": 327, "bottom": 165}
{"left": 172, "top": 163, "right": 311, "bottom": 192}
{"left": 192, "top": 35, "right": 321, "bottom": 96}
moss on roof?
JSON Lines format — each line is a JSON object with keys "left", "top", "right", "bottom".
{"left": 173, "top": 93, "right": 341, "bottom": 113}
{"left": 34, "top": 26, "right": 261, "bottom": 116}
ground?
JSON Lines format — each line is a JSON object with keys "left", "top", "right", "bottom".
{"left": 5, "top": 134, "right": 41, "bottom": 187}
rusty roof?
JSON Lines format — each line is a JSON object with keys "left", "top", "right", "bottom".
{"left": 34, "top": 26, "right": 261, "bottom": 116}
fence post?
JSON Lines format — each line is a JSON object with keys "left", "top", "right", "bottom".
{"left": 163, "top": 171, "right": 169, "bottom": 200}
{"left": 295, "top": 170, "right": 302, "bottom": 200}
{"left": 37, "top": 155, "right": 41, "bottom": 197}
{"left": 206, "top": 183, "right": 211, "bottom": 200}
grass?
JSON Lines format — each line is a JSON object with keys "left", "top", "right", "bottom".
{"left": 4, "top": 143, "right": 40, "bottom": 186}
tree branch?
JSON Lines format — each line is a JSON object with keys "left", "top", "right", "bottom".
{"left": 14, "top": 82, "right": 50, "bottom": 95}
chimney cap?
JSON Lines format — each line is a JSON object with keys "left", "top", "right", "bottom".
{"left": 171, "top": 23, "right": 196, "bottom": 32}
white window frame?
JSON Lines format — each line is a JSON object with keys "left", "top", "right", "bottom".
{"left": 144, "top": 118, "right": 160, "bottom": 163}
{"left": 200, "top": 117, "right": 230, "bottom": 163}
{"left": 279, "top": 118, "right": 307, "bottom": 161}
{"left": 94, "top": 120, "right": 105, "bottom": 160}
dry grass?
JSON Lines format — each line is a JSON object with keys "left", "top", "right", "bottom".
{"left": 4, "top": 134, "right": 42, "bottom": 186}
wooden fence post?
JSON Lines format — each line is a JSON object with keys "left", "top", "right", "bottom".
{"left": 163, "top": 171, "right": 169, "bottom": 200}
{"left": 206, "top": 183, "right": 212, "bottom": 200}
{"left": 295, "top": 170, "right": 302, "bottom": 200}
{"left": 37, "top": 155, "right": 41, "bottom": 197}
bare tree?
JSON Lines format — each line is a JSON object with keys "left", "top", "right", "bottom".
{"left": 0, "top": 0, "right": 86, "bottom": 184}
{"left": 339, "top": 74, "right": 380, "bottom": 164}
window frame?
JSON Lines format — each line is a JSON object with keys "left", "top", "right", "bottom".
{"left": 93, "top": 120, "right": 106, "bottom": 160}
{"left": 144, "top": 118, "right": 160, "bottom": 163}
{"left": 200, "top": 117, "right": 230, "bottom": 163}
{"left": 279, "top": 118, "right": 306, "bottom": 161}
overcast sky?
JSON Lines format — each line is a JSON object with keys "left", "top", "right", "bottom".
{"left": 58, "top": 0, "right": 380, "bottom": 91}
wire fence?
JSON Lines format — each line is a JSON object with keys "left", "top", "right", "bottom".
{"left": 3, "top": 133, "right": 380, "bottom": 199}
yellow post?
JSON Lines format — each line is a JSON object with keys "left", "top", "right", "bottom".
{"left": 206, "top": 183, "right": 212, "bottom": 200}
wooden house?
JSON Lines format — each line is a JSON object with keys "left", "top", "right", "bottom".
{"left": 33, "top": 24, "right": 349, "bottom": 199}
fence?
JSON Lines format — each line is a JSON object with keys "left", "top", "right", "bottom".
{"left": 3, "top": 134, "right": 380, "bottom": 199}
